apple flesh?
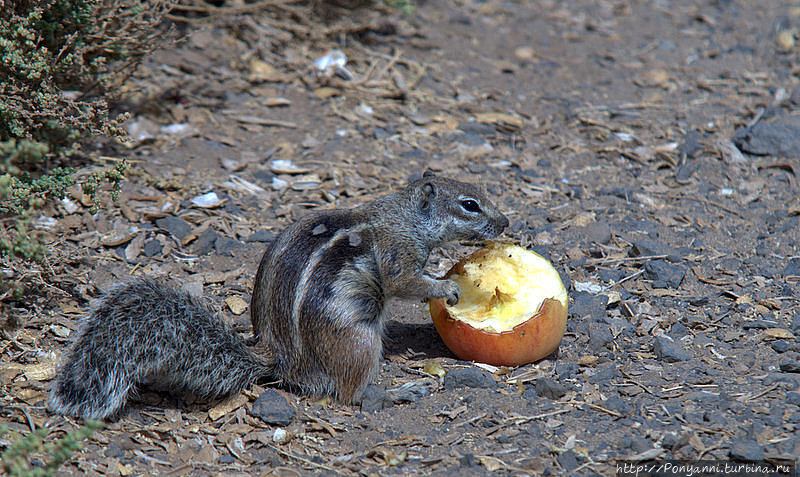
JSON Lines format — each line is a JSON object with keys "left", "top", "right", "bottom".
{"left": 429, "top": 242, "right": 568, "bottom": 367}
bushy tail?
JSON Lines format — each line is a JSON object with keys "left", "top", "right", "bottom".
{"left": 48, "top": 278, "right": 275, "bottom": 420}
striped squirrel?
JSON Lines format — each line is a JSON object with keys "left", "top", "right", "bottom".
{"left": 48, "top": 171, "right": 509, "bottom": 419}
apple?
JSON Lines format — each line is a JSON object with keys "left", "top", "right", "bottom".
{"left": 429, "top": 242, "right": 568, "bottom": 366}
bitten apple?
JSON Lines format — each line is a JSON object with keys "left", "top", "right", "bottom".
{"left": 429, "top": 242, "right": 568, "bottom": 366}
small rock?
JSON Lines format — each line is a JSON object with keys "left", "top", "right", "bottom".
{"left": 534, "top": 378, "right": 568, "bottom": 400}
{"left": 460, "top": 453, "right": 479, "bottom": 468}
{"left": 556, "top": 449, "right": 579, "bottom": 472}
{"left": 143, "top": 239, "right": 163, "bottom": 257}
{"left": 729, "top": 438, "right": 765, "bottom": 462}
{"left": 779, "top": 360, "right": 800, "bottom": 373}
{"left": 644, "top": 260, "right": 686, "bottom": 289}
{"left": 193, "top": 228, "right": 218, "bottom": 255}
{"left": 630, "top": 437, "right": 654, "bottom": 453}
{"left": 244, "top": 229, "right": 275, "bottom": 243}
{"left": 215, "top": 236, "right": 243, "bottom": 256}
{"left": 570, "top": 291, "right": 608, "bottom": 321}
{"left": 733, "top": 116, "right": 800, "bottom": 157}
{"left": 631, "top": 238, "right": 671, "bottom": 257}
{"left": 360, "top": 385, "right": 389, "bottom": 412}
{"left": 443, "top": 367, "right": 496, "bottom": 390}
{"left": 786, "top": 391, "right": 800, "bottom": 406}
{"left": 653, "top": 335, "right": 691, "bottom": 362}
{"left": 600, "top": 396, "right": 632, "bottom": 416}
{"left": 250, "top": 389, "right": 295, "bottom": 425}
{"left": 457, "top": 121, "right": 497, "bottom": 136}
{"left": 661, "top": 432, "right": 689, "bottom": 451}
{"left": 588, "top": 323, "right": 613, "bottom": 352}
{"left": 772, "top": 340, "right": 789, "bottom": 353}
{"left": 155, "top": 216, "right": 192, "bottom": 240}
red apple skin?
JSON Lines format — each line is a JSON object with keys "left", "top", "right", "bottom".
{"left": 429, "top": 297, "right": 567, "bottom": 367}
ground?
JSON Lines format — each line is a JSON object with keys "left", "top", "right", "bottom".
{"left": 2, "top": 0, "right": 800, "bottom": 475}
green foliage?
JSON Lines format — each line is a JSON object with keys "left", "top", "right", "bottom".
{"left": 0, "top": 0, "right": 172, "bottom": 272}
{"left": 383, "top": 0, "right": 415, "bottom": 14}
{"left": 0, "top": 421, "right": 103, "bottom": 477}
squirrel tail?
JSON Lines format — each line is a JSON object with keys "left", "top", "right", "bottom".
{"left": 48, "top": 278, "right": 275, "bottom": 420}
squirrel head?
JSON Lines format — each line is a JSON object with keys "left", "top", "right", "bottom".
{"left": 409, "top": 170, "right": 509, "bottom": 245}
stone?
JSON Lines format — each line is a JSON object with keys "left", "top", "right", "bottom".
{"left": 733, "top": 115, "right": 800, "bottom": 157}
{"left": 779, "top": 360, "right": 800, "bottom": 373}
{"left": 193, "top": 228, "right": 217, "bottom": 255}
{"left": 534, "top": 378, "right": 568, "bottom": 400}
{"left": 443, "top": 367, "right": 496, "bottom": 390}
{"left": 588, "top": 323, "right": 613, "bottom": 352}
{"left": 215, "top": 236, "right": 243, "bottom": 256}
{"left": 143, "top": 239, "right": 162, "bottom": 257}
{"left": 155, "top": 216, "right": 191, "bottom": 240}
{"left": 570, "top": 291, "right": 608, "bottom": 321}
{"left": 244, "top": 229, "right": 275, "bottom": 243}
{"left": 653, "top": 335, "right": 691, "bottom": 362}
{"left": 729, "top": 438, "right": 765, "bottom": 462}
{"left": 360, "top": 385, "right": 389, "bottom": 412}
{"left": 250, "top": 389, "right": 295, "bottom": 426}
{"left": 556, "top": 449, "right": 579, "bottom": 472}
{"left": 644, "top": 260, "right": 686, "bottom": 289}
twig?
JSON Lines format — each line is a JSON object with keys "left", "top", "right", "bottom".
{"left": 268, "top": 444, "right": 336, "bottom": 472}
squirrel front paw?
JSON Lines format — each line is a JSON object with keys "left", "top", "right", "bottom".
{"left": 436, "top": 279, "right": 461, "bottom": 306}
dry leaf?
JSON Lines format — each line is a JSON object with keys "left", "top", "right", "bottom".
{"left": 423, "top": 360, "right": 445, "bottom": 378}
{"left": 225, "top": 296, "right": 248, "bottom": 315}
{"left": 764, "top": 328, "right": 795, "bottom": 340}
{"left": 208, "top": 394, "right": 248, "bottom": 421}
{"left": 314, "top": 87, "right": 340, "bottom": 99}
{"left": 478, "top": 455, "right": 505, "bottom": 471}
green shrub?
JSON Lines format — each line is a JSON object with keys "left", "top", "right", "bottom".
{"left": 1, "top": 421, "right": 103, "bottom": 477}
{"left": 0, "top": 0, "right": 173, "bottom": 299}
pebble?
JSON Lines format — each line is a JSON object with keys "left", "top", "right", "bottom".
{"left": 250, "top": 389, "right": 295, "bottom": 425}
{"left": 644, "top": 260, "right": 686, "bottom": 289}
{"left": 733, "top": 115, "right": 800, "bottom": 157}
{"left": 155, "top": 216, "right": 191, "bottom": 240}
{"left": 779, "top": 360, "right": 800, "bottom": 373}
{"left": 360, "top": 385, "right": 388, "bottom": 412}
{"left": 728, "top": 438, "right": 765, "bottom": 462}
{"left": 556, "top": 449, "right": 579, "bottom": 472}
{"left": 244, "top": 229, "right": 275, "bottom": 243}
{"left": 771, "top": 340, "right": 789, "bottom": 353}
{"left": 653, "top": 335, "right": 691, "bottom": 362}
{"left": 587, "top": 323, "right": 613, "bottom": 352}
{"left": 570, "top": 291, "right": 608, "bottom": 321}
{"left": 143, "top": 239, "right": 163, "bottom": 257}
{"left": 443, "top": 367, "right": 496, "bottom": 390}
{"left": 786, "top": 391, "right": 800, "bottom": 406}
{"left": 661, "top": 432, "right": 689, "bottom": 451}
{"left": 193, "top": 228, "right": 218, "bottom": 255}
{"left": 533, "top": 378, "right": 568, "bottom": 400}
{"left": 214, "top": 236, "right": 243, "bottom": 256}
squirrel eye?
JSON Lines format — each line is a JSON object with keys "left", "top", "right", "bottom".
{"left": 460, "top": 199, "right": 481, "bottom": 213}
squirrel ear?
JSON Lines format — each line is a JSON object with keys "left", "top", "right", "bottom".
{"left": 420, "top": 180, "right": 436, "bottom": 209}
{"left": 423, "top": 169, "right": 436, "bottom": 178}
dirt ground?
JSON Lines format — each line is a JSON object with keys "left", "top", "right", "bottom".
{"left": 3, "top": 0, "right": 800, "bottom": 475}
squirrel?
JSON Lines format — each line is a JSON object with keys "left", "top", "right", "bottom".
{"left": 48, "top": 171, "right": 509, "bottom": 419}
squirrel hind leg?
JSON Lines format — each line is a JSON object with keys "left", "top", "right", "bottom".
{"left": 318, "top": 324, "right": 383, "bottom": 404}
